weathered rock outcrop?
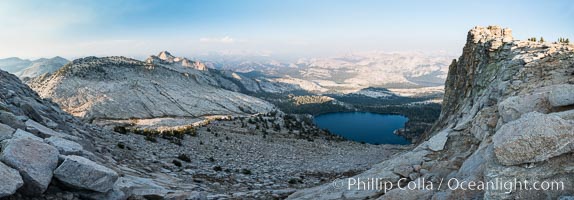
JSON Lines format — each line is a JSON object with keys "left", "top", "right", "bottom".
{"left": 289, "top": 25, "right": 574, "bottom": 199}
{"left": 146, "top": 51, "right": 208, "bottom": 71}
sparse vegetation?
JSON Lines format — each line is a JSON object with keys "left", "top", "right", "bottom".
{"left": 288, "top": 178, "right": 302, "bottom": 184}
{"left": 290, "top": 95, "right": 334, "bottom": 105}
{"left": 144, "top": 135, "right": 157, "bottom": 142}
{"left": 115, "top": 125, "right": 197, "bottom": 143}
{"left": 241, "top": 168, "right": 252, "bottom": 175}
{"left": 178, "top": 154, "right": 192, "bottom": 162}
{"left": 113, "top": 126, "right": 128, "bottom": 134}
{"left": 172, "top": 160, "right": 182, "bottom": 167}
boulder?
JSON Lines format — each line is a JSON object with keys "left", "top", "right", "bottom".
{"left": 0, "top": 123, "right": 15, "bottom": 141}
{"left": 493, "top": 112, "right": 574, "bottom": 165}
{"left": 548, "top": 84, "right": 574, "bottom": 107}
{"left": 45, "top": 137, "right": 83, "bottom": 155}
{"left": 0, "top": 138, "right": 59, "bottom": 194}
{"left": 20, "top": 103, "right": 44, "bottom": 124}
{"left": 497, "top": 93, "right": 551, "bottom": 123}
{"left": 0, "top": 111, "right": 25, "bottom": 130}
{"left": 426, "top": 129, "right": 450, "bottom": 151}
{"left": 12, "top": 129, "right": 43, "bottom": 141}
{"left": 25, "top": 119, "right": 75, "bottom": 140}
{"left": 0, "top": 162, "right": 24, "bottom": 198}
{"left": 54, "top": 155, "right": 118, "bottom": 193}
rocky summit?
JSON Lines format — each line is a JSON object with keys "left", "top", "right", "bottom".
{"left": 288, "top": 25, "right": 574, "bottom": 199}
{"left": 147, "top": 51, "right": 209, "bottom": 71}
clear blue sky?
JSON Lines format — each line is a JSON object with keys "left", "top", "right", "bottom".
{"left": 0, "top": 0, "right": 572, "bottom": 59}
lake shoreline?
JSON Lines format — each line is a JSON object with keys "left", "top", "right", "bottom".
{"left": 313, "top": 112, "right": 411, "bottom": 145}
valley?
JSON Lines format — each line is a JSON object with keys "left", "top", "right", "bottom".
{"left": 3, "top": 50, "right": 445, "bottom": 143}
{"left": 0, "top": 50, "right": 441, "bottom": 199}
{"left": 99, "top": 114, "right": 409, "bottom": 199}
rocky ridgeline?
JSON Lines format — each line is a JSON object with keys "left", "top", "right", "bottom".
{"left": 288, "top": 26, "right": 574, "bottom": 199}
{"left": 0, "top": 56, "right": 69, "bottom": 79}
{"left": 147, "top": 51, "right": 208, "bottom": 71}
{"left": 27, "top": 53, "right": 277, "bottom": 128}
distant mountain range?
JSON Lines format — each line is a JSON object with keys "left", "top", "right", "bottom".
{"left": 0, "top": 56, "right": 69, "bottom": 78}
{"left": 203, "top": 51, "right": 454, "bottom": 92}
{"left": 2, "top": 51, "right": 452, "bottom": 95}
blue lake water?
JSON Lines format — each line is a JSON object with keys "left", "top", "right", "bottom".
{"left": 314, "top": 112, "right": 410, "bottom": 145}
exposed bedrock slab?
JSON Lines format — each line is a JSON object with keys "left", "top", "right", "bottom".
{"left": 493, "top": 112, "right": 574, "bottom": 166}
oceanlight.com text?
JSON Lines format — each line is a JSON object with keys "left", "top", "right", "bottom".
{"left": 335, "top": 177, "right": 565, "bottom": 194}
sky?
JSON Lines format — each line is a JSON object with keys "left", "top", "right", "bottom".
{"left": 0, "top": 0, "right": 573, "bottom": 60}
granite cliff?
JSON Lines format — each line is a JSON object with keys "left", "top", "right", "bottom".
{"left": 288, "top": 25, "right": 574, "bottom": 199}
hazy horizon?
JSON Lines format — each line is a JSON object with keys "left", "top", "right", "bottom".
{"left": 1, "top": 0, "right": 573, "bottom": 60}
